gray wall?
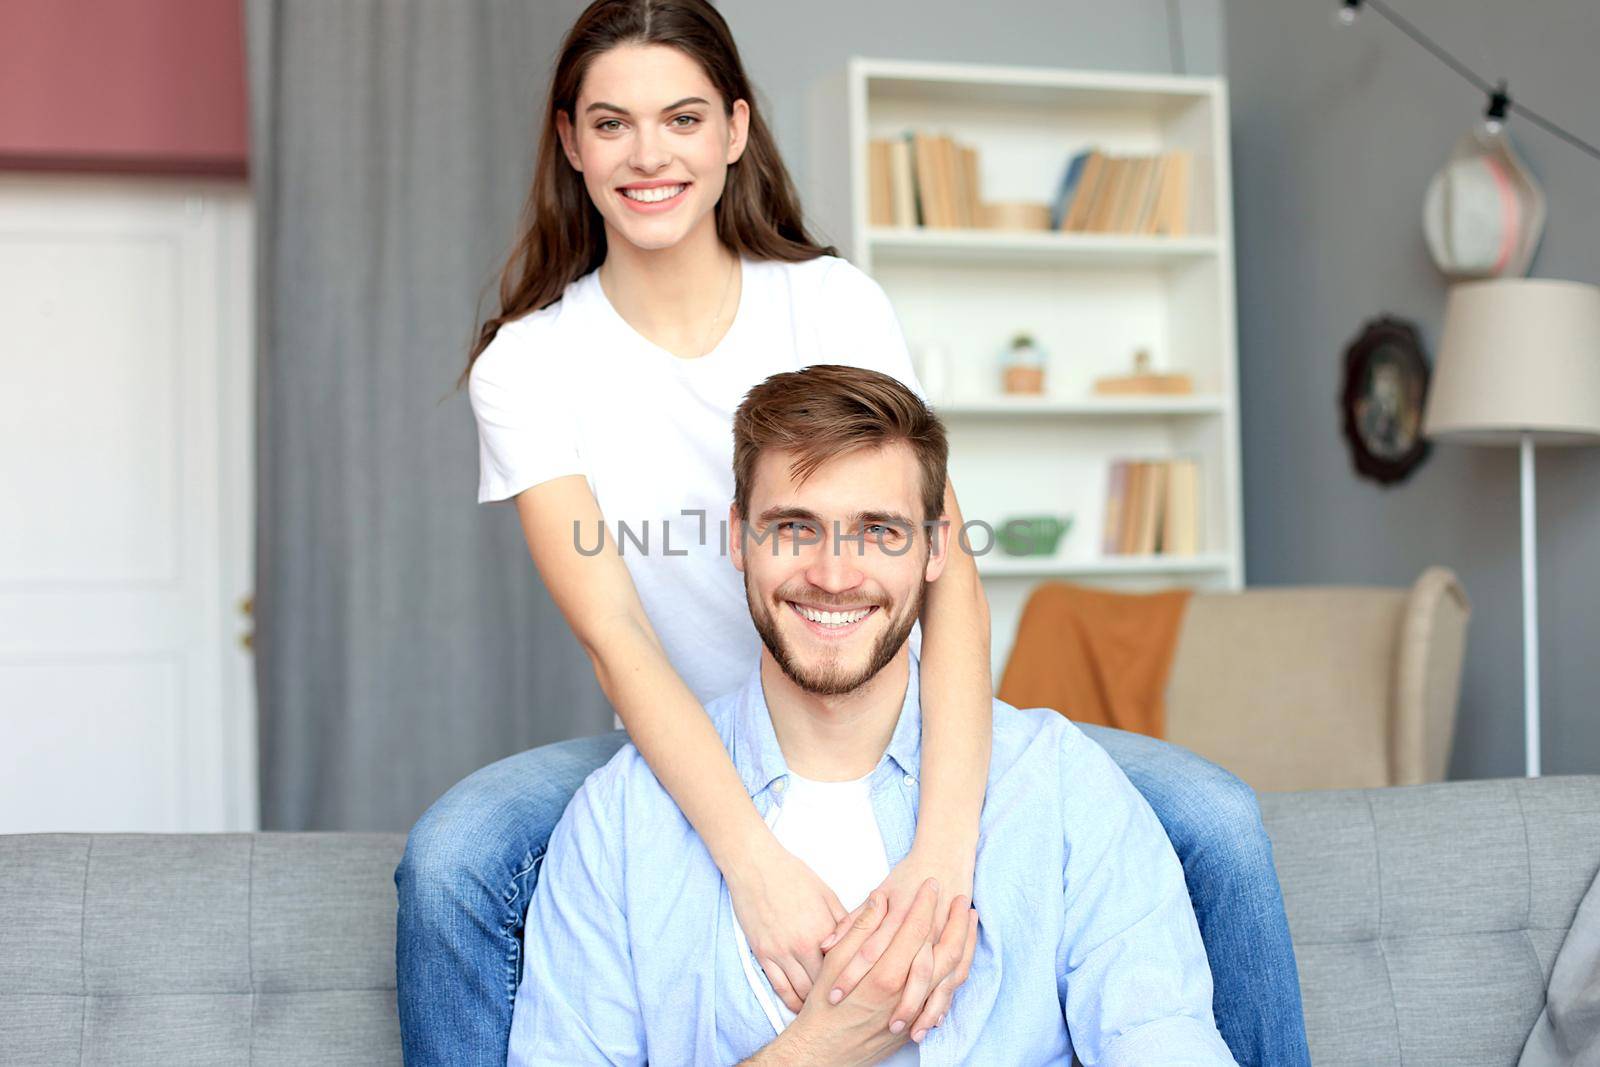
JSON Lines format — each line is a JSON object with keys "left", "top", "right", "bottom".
{"left": 1225, "top": 0, "right": 1600, "bottom": 777}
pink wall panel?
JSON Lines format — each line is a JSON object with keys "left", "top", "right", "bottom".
{"left": 0, "top": 0, "right": 249, "bottom": 175}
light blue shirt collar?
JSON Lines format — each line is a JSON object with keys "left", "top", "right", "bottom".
{"left": 729, "top": 650, "right": 923, "bottom": 801}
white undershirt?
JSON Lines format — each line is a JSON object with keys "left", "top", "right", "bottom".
{"left": 731, "top": 769, "right": 920, "bottom": 1064}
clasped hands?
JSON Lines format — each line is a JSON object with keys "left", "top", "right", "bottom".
{"left": 734, "top": 843, "right": 979, "bottom": 1064}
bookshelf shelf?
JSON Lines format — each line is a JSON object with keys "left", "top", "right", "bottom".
{"left": 974, "top": 552, "right": 1234, "bottom": 579}
{"left": 867, "top": 227, "right": 1220, "bottom": 268}
{"left": 849, "top": 57, "right": 1216, "bottom": 109}
{"left": 936, "top": 395, "right": 1226, "bottom": 417}
{"left": 808, "top": 57, "right": 1244, "bottom": 675}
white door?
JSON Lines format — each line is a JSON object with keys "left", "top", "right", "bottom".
{"left": 0, "top": 173, "right": 257, "bottom": 832}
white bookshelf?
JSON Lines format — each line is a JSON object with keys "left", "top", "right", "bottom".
{"left": 808, "top": 57, "right": 1246, "bottom": 677}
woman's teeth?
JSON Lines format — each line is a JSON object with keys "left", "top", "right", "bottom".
{"left": 621, "top": 183, "right": 686, "bottom": 202}
{"left": 792, "top": 603, "right": 873, "bottom": 627}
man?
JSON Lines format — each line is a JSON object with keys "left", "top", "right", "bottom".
{"left": 507, "top": 365, "right": 1237, "bottom": 1065}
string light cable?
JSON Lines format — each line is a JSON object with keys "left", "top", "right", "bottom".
{"left": 1337, "top": 0, "right": 1600, "bottom": 161}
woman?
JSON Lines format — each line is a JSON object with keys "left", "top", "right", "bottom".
{"left": 396, "top": 2, "right": 1310, "bottom": 1065}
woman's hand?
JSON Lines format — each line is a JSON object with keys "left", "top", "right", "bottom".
{"left": 817, "top": 841, "right": 978, "bottom": 1042}
{"left": 727, "top": 836, "right": 849, "bottom": 1014}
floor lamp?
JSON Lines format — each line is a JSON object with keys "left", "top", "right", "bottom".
{"left": 1421, "top": 279, "right": 1600, "bottom": 778}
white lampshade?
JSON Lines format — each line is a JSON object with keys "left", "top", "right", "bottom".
{"left": 1423, "top": 279, "right": 1600, "bottom": 446}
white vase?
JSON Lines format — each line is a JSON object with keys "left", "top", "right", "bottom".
{"left": 914, "top": 342, "right": 951, "bottom": 405}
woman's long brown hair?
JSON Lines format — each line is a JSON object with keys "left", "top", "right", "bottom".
{"left": 455, "top": 0, "right": 838, "bottom": 391}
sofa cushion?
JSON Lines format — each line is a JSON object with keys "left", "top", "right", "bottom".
{"left": 0, "top": 832, "right": 406, "bottom": 1065}
{"left": 1260, "top": 776, "right": 1600, "bottom": 1066}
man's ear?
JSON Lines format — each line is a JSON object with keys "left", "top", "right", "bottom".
{"left": 923, "top": 511, "right": 951, "bottom": 584}
{"left": 554, "top": 109, "right": 582, "bottom": 172}
{"left": 729, "top": 503, "right": 745, "bottom": 573}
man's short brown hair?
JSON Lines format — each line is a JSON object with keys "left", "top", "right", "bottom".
{"left": 731, "top": 364, "right": 948, "bottom": 522}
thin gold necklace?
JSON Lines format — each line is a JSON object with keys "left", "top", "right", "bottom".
{"left": 700, "top": 251, "right": 737, "bottom": 358}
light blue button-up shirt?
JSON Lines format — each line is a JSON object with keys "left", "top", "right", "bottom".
{"left": 508, "top": 651, "right": 1237, "bottom": 1065}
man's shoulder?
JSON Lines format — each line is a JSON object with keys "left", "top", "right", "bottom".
{"left": 986, "top": 698, "right": 1131, "bottom": 794}
{"left": 702, "top": 684, "right": 745, "bottom": 743}
{"left": 988, "top": 697, "right": 1084, "bottom": 763}
{"left": 557, "top": 740, "right": 664, "bottom": 848}
{"left": 570, "top": 689, "right": 744, "bottom": 827}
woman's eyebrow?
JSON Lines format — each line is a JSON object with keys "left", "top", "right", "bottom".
{"left": 584, "top": 96, "right": 710, "bottom": 116}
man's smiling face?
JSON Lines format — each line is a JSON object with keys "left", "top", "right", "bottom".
{"left": 730, "top": 442, "right": 949, "bottom": 696}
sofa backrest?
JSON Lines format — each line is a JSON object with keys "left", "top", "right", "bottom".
{"left": 0, "top": 831, "right": 407, "bottom": 1064}
{"left": 3, "top": 776, "right": 1595, "bottom": 1066}
{"left": 1165, "top": 566, "right": 1472, "bottom": 792}
{"left": 1169, "top": 583, "right": 1408, "bottom": 789}
{"left": 1259, "top": 774, "right": 1600, "bottom": 1066}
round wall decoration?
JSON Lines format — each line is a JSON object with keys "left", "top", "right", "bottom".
{"left": 1423, "top": 126, "right": 1545, "bottom": 281}
{"left": 1339, "top": 315, "right": 1433, "bottom": 486}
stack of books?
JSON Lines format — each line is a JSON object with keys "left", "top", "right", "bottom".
{"left": 1101, "top": 457, "right": 1201, "bottom": 556}
{"left": 1051, "top": 149, "right": 1191, "bottom": 235}
{"left": 868, "top": 131, "right": 984, "bottom": 228}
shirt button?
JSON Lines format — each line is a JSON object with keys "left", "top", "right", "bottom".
{"left": 772, "top": 778, "right": 786, "bottom": 794}
{"left": 903, "top": 774, "right": 918, "bottom": 788}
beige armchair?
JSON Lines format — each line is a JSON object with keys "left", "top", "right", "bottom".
{"left": 1163, "top": 566, "right": 1471, "bottom": 792}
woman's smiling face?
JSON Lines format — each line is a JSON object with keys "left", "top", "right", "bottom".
{"left": 556, "top": 43, "right": 749, "bottom": 251}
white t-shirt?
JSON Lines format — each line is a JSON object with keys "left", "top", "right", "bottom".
{"left": 468, "top": 253, "right": 927, "bottom": 705}
{"left": 730, "top": 769, "right": 920, "bottom": 1064}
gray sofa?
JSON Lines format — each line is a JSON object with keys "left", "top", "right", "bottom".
{"left": 2, "top": 775, "right": 1595, "bottom": 1065}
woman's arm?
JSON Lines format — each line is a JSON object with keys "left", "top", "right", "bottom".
{"left": 819, "top": 475, "right": 992, "bottom": 1044}
{"left": 914, "top": 476, "right": 993, "bottom": 864}
{"left": 511, "top": 474, "right": 847, "bottom": 1011}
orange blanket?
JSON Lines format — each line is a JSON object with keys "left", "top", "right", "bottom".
{"left": 996, "top": 582, "right": 1194, "bottom": 738}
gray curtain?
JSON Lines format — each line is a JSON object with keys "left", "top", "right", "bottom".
{"left": 246, "top": 0, "right": 611, "bottom": 831}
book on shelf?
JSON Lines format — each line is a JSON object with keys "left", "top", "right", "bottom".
{"left": 1164, "top": 459, "right": 1200, "bottom": 555}
{"left": 890, "top": 137, "right": 918, "bottom": 226}
{"left": 944, "top": 137, "right": 971, "bottom": 227}
{"left": 1061, "top": 150, "right": 1106, "bottom": 231}
{"left": 961, "top": 143, "right": 982, "bottom": 227}
{"left": 1135, "top": 460, "right": 1167, "bottom": 553}
{"left": 1101, "top": 459, "right": 1128, "bottom": 556}
{"left": 867, "top": 130, "right": 985, "bottom": 229}
{"left": 869, "top": 138, "right": 894, "bottom": 227}
{"left": 1055, "top": 148, "right": 1192, "bottom": 235}
{"left": 1101, "top": 457, "right": 1201, "bottom": 556}
{"left": 911, "top": 131, "right": 943, "bottom": 226}
{"left": 1084, "top": 156, "right": 1126, "bottom": 232}
{"left": 942, "top": 138, "right": 962, "bottom": 226}
{"left": 1113, "top": 156, "right": 1153, "bottom": 232}
{"left": 1151, "top": 150, "right": 1191, "bottom": 235}
{"left": 1133, "top": 154, "right": 1166, "bottom": 233}
{"left": 1049, "top": 150, "right": 1092, "bottom": 231}
{"left": 867, "top": 137, "right": 1195, "bottom": 234}
{"left": 1112, "top": 461, "right": 1141, "bottom": 555}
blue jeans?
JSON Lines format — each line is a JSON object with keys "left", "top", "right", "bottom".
{"left": 395, "top": 725, "right": 1310, "bottom": 1066}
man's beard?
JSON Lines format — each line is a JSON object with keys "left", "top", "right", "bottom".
{"left": 746, "top": 571, "right": 925, "bottom": 697}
